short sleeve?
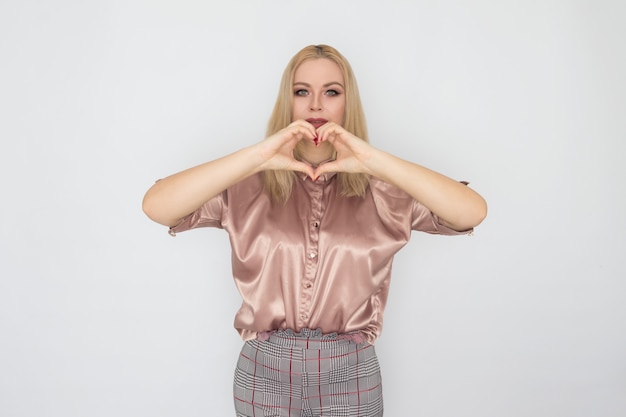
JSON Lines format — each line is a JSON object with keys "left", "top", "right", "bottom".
{"left": 410, "top": 180, "right": 474, "bottom": 236}
{"left": 369, "top": 177, "right": 472, "bottom": 237}
{"left": 411, "top": 200, "right": 473, "bottom": 235}
{"left": 168, "top": 191, "right": 227, "bottom": 236}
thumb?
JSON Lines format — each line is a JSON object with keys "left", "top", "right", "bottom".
{"left": 291, "top": 161, "right": 316, "bottom": 180}
{"left": 313, "top": 160, "right": 340, "bottom": 179}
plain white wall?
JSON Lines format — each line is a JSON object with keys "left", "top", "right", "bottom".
{"left": 1, "top": 1, "right": 625, "bottom": 416}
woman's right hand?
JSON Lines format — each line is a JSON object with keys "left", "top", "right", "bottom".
{"left": 143, "top": 120, "right": 318, "bottom": 227}
{"left": 255, "top": 120, "right": 317, "bottom": 179}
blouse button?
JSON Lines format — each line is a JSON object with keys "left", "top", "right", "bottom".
{"left": 309, "top": 251, "right": 317, "bottom": 259}
{"left": 304, "top": 282, "right": 312, "bottom": 289}
{"left": 300, "top": 313, "right": 308, "bottom": 320}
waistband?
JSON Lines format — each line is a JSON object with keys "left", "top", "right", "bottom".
{"left": 257, "top": 328, "right": 367, "bottom": 348}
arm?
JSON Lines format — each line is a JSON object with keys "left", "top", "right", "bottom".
{"left": 361, "top": 149, "right": 486, "bottom": 231}
{"left": 314, "top": 123, "right": 487, "bottom": 231}
{"left": 142, "top": 121, "right": 318, "bottom": 227}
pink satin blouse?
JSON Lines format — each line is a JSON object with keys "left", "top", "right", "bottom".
{"left": 169, "top": 172, "right": 471, "bottom": 343}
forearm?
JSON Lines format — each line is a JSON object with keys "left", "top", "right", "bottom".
{"left": 142, "top": 144, "right": 263, "bottom": 227}
{"left": 366, "top": 149, "right": 487, "bottom": 231}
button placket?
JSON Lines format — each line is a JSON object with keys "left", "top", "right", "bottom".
{"left": 299, "top": 178, "right": 325, "bottom": 328}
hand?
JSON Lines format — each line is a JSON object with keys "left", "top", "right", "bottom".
{"left": 256, "top": 120, "right": 317, "bottom": 179}
{"left": 313, "top": 122, "right": 374, "bottom": 178}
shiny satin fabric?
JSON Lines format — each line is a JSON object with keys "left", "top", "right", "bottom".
{"left": 170, "top": 172, "right": 470, "bottom": 344}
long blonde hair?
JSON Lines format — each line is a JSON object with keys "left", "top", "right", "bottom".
{"left": 264, "top": 44, "right": 370, "bottom": 203}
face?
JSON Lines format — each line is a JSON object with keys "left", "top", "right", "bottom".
{"left": 291, "top": 58, "right": 346, "bottom": 129}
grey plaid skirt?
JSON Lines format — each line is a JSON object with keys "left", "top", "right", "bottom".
{"left": 233, "top": 328, "right": 384, "bottom": 417}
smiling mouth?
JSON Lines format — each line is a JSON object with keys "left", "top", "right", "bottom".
{"left": 306, "top": 118, "right": 328, "bottom": 129}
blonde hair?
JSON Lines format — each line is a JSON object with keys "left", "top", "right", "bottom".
{"left": 264, "top": 44, "right": 370, "bottom": 203}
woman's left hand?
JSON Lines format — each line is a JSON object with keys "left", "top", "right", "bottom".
{"left": 313, "top": 122, "right": 374, "bottom": 177}
{"left": 313, "top": 122, "right": 487, "bottom": 231}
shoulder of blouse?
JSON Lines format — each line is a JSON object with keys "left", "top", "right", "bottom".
{"left": 368, "top": 176, "right": 413, "bottom": 200}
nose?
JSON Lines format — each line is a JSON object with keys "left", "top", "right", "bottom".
{"left": 309, "top": 94, "right": 322, "bottom": 111}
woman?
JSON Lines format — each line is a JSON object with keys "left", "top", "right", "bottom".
{"left": 143, "top": 44, "right": 487, "bottom": 417}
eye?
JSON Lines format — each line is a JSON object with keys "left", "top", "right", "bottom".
{"left": 294, "top": 89, "right": 309, "bottom": 96}
{"left": 325, "top": 89, "right": 341, "bottom": 96}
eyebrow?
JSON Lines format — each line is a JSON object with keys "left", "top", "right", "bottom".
{"left": 293, "top": 81, "right": 345, "bottom": 89}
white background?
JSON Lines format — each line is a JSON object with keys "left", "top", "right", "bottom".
{"left": 1, "top": 1, "right": 625, "bottom": 416}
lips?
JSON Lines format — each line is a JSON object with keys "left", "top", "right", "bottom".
{"left": 306, "top": 118, "right": 328, "bottom": 129}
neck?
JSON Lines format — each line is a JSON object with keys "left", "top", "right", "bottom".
{"left": 299, "top": 142, "right": 335, "bottom": 166}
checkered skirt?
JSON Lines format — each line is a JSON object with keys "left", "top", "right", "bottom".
{"left": 233, "top": 328, "right": 384, "bottom": 417}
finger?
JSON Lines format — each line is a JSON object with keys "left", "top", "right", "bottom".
{"left": 307, "top": 122, "right": 328, "bottom": 146}
{"left": 313, "top": 160, "right": 341, "bottom": 177}
{"left": 289, "top": 126, "right": 316, "bottom": 143}
{"left": 272, "top": 123, "right": 311, "bottom": 145}
{"left": 290, "top": 120, "right": 317, "bottom": 139}
{"left": 316, "top": 122, "right": 344, "bottom": 144}
{"left": 291, "top": 161, "right": 316, "bottom": 180}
